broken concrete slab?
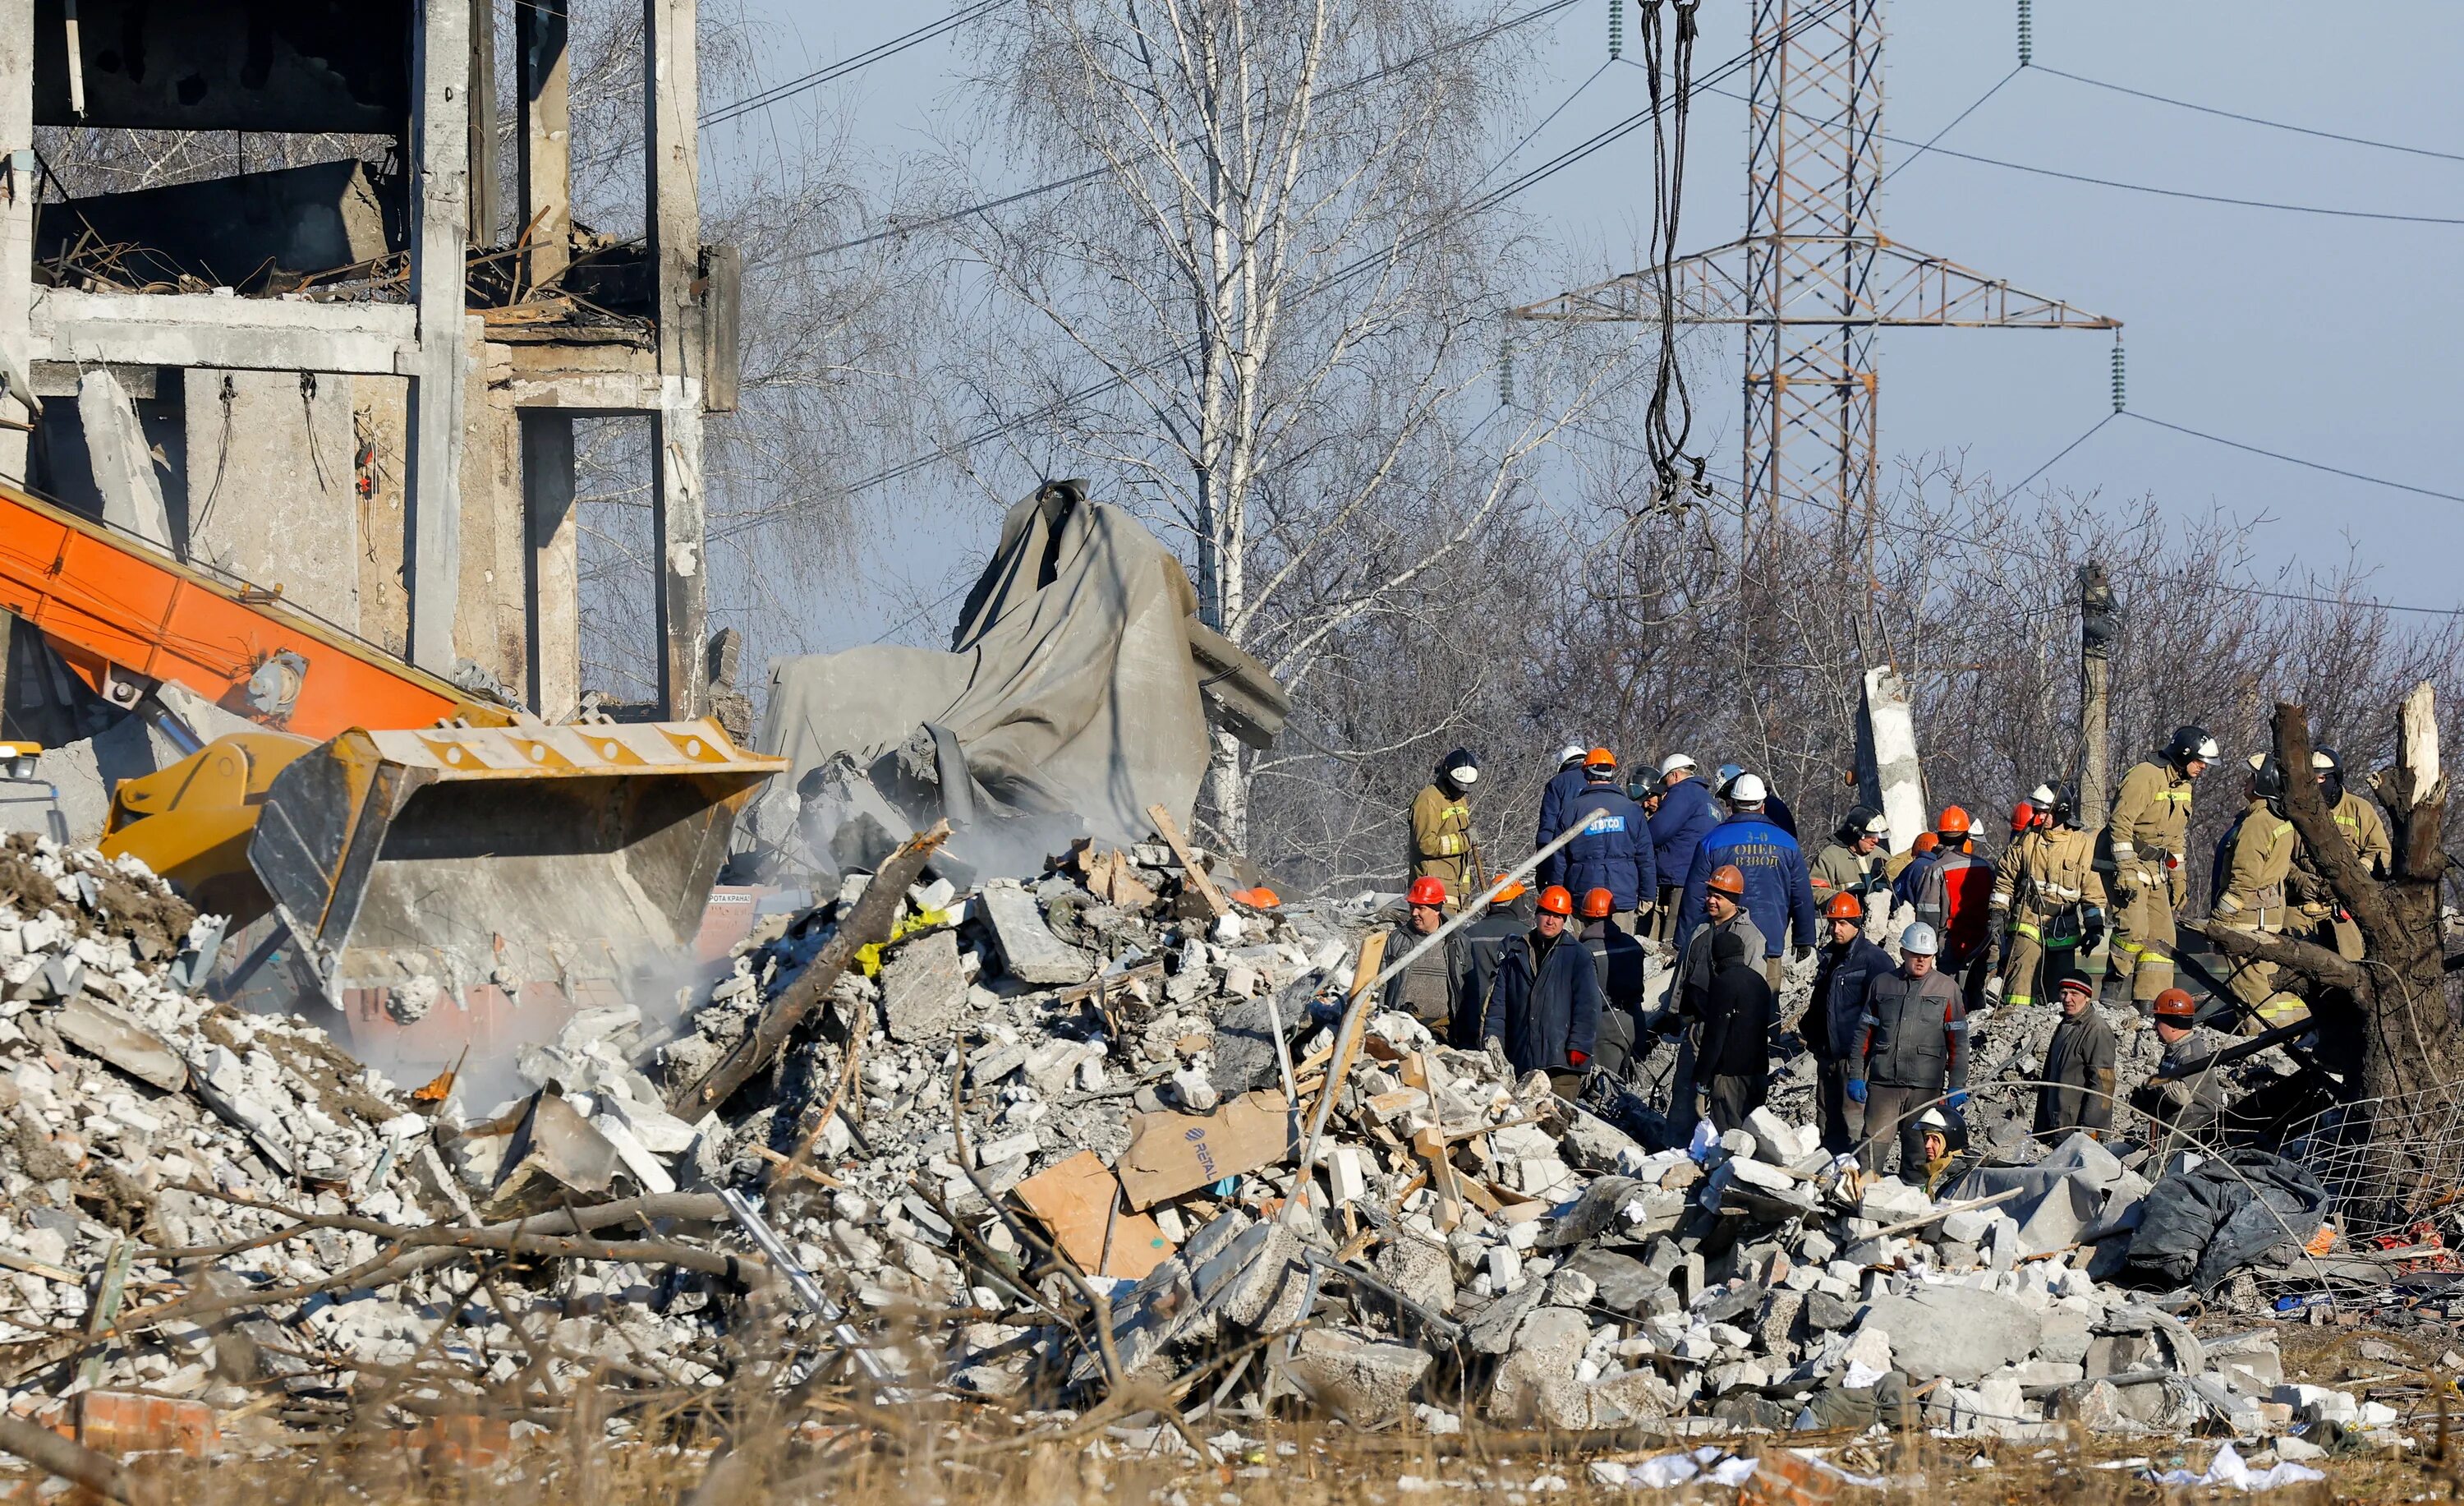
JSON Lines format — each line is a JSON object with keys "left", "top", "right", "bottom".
{"left": 880, "top": 929, "right": 968, "bottom": 1043}
{"left": 1855, "top": 1285, "right": 2043, "bottom": 1385}
{"left": 1281, "top": 1326, "right": 1431, "bottom": 1425}
{"left": 52, "top": 994, "right": 187, "bottom": 1092}
{"left": 978, "top": 882, "right": 1092, "bottom": 985}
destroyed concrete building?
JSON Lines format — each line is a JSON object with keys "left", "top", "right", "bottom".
{"left": 4, "top": 0, "right": 727, "bottom": 727}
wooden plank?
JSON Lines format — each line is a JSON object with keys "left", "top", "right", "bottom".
{"left": 1307, "top": 932, "right": 1386, "bottom": 1127}
{"left": 1147, "top": 802, "right": 1229, "bottom": 916}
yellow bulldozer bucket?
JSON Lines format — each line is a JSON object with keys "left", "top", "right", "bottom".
{"left": 247, "top": 719, "right": 784, "bottom": 1005}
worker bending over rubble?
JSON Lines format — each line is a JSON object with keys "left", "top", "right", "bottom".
{"left": 2107, "top": 725, "right": 2216, "bottom": 1011}
{"left": 1481, "top": 883, "right": 1603, "bottom": 1098}
{"left": 2135, "top": 988, "right": 2230, "bottom": 1149}
{"left": 2212, "top": 753, "right": 2307, "bottom": 1026}
{"left": 2296, "top": 746, "right": 2385, "bottom": 963}
{"left": 1993, "top": 781, "right": 2106, "bottom": 1009}
{"left": 2034, "top": 971, "right": 2117, "bottom": 1141}
{"left": 1846, "top": 922, "right": 1969, "bottom": 1180}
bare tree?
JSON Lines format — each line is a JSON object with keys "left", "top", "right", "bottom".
{"left": 928, "top": 0, "right": 1629, "bottom": 847}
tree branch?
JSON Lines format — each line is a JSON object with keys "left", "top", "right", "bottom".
{"left": 2192, "top": 917, "right": 2368, "bottom": 993}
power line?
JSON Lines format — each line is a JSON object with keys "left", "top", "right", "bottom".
{"left": 2034, "top": 64, "right": 2464, "bottom": 167}
{"left": 1881, "top": 65, "right": 2020, "bottom": 184}
{"left": 2008, "top": 409, "right": 2115, "bottom": 493}
{"left": 763, "top": 0, "right": 1584, "bottom": 268}
{"left": 700, "top": 1, "right": 1004, "bottom": 131}
{"left": 2124, "top": 411, "right": 2464, "bottom": 508}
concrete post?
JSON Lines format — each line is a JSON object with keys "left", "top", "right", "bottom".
{"left": 0, "top": 0, "right": 32, "bottom": 484}
{"left": 645, "top": 0, "right": 706, "bottom": 718}
{"left": 467, "top": 0, "right": 500, "bottom": 246}
{"left": 2077, "top": 562, "right": 2117, "bottom": 829}
{"left": 515, "top": 0, "right": 570, "bottom": 295}
{"left": 407, "top": 0, "right": 473, "bottom": 677}
{"left": 521, "top": 410, "right": 578, "bottom": 720}
{"left": 76, "top": 370, "right": 171, "bottom": 550}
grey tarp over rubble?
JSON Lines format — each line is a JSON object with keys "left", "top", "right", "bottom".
{"left": 742, "top": 481, "right": 1288, "bottom": 871}
{"left": 2125, "top": 1149, "right": 2329, "bottom": 1292}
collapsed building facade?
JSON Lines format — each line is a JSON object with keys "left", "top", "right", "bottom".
{"left": 3, "top": 0, "right": 727, "bottom": 726}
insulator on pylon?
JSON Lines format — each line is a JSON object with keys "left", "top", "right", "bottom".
{"left": 2016, "top": 0, "right": 2033, "bottom": 66}
{"left": 1608, "top": 0, "right": 1624, "bottom": 62}
{"left": 1499, "top": 329, "right": 1519, "bottom": 410}
{"left": 2110, "top": 338, "right": 2126, "bottom": 413}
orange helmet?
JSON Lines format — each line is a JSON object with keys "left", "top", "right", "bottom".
{"left": 1488, "top": 873, "right": 1528, "bottom": 904}
{"left": 1912, "top": 831, "right": 1940, "bottom": 855}
{"left": 1537, "top": 885, "right": 1574, "bottom": 917}
{"left": 1580, "top": 887, "right": 1616, "bottom": 919}
{"left": 1937, "top": 805, "right": 1972, "bottom": 838}
{"left": 2153, "top": 988, "right": 2197, "bottom": 1022}
{"left": 2009, "top": 800, "right": 2035, "bottom": 836}
{"left": 1584, "top": 746, "right": 1617, "bottom": 771}
{"left": 1406, "top": 877, "right": 1446, "bottom": 907}
{"left": 1232, "top": 885, "right": 1281, "bottom": 908}
{"left": 1706, "top": 864, "right": 1747, "bottom": 898}
{"left": 1822, "top": 891, "right": 1864, "bottom": 920}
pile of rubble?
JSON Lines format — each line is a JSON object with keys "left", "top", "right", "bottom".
{"left": 0, "top": 822, "right": 2429, "bottom": 1474}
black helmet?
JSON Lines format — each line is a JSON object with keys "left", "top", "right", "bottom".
{"left": 2250, "top": 753, "right": 2286, "bottom": 805}
{"left": 2167, "top": 725, "right": 2220, "bottom": 767}
{"left": 2048, "top": 780, "right": 2081, "bottom": 827}
{"left": 2314, "top": 746, "right": 2345, "bottom": 808}
{"left": 1837, "top": 804, "right": 1887, "bottom": 845}
{"left": 1437, "top": 746, "right": 1480, "bottom": 792}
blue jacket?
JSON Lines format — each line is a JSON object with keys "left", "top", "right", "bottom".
{"left": 1891, "top": 850, "right": 1942, "bottom": 911}
{"left": 1547, "top": 782, "right": 1655, "bottom": 910}
{"left": 1648, "top": 776, "right": 1719, "bottom": 885}
{"left": 1804, "top": 935, "right": 1894, "bottom": 1062}
{"left": 1483, "top": 929, "right": 1602, "bottom": 1075}
{"left": 1676, "top": 811, "right": 1818, "bottom": 958}
{"left": 1534, "top": 766, "right": 1593, "bottom": 885}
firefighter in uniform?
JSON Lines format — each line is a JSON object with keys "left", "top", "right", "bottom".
{"left": 1409, "top": 747, "right": 1482, "bottom": 902}
{"left": 2213, "top": 753, "right": 2307, "bottom": 1026}
{"left": 2299, "top": 747, "right": 2391, "bottom": 962}
{"left": 1992, "top": 782, "right": 2107, "bottom": 1008}
{"left": 2105, "top": 725, "right": 2217, "bottom": 1011}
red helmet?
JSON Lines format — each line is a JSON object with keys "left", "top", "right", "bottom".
{"left": 1406, "top": 877, "right": 1447, "bottom": 907}
{"left": 1937, "top": 805, "right": 1972, "bottom": 838}
{"left": 1580, "top": 887, "right": 1616, "bottom": 919}
{"left": 1822, "top": 891, "right": 1864, "bottom": 920}
{"left": 1536, "top": 885, "right": 1574, "bottom": 917}
{"left": 2153, "top": 988, "right": 2197, "bottom": 1022}
{"left": 2010, "top": 800, "right": 2035, "bottom": 835}
{"left": 1706, "top": 864, "right": 1747, "bottom": 898}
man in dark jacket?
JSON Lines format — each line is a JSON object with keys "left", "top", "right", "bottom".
{"left": 1579, "top": 888, "right": 1648, "bottom": 1077}
{"left": 1848, "top": 922, "right": 1969, "bottom": 1179}
{"left": 2035, "top": 971, "right": 2117, "bottom": 1140}
{"left": 1382, "top": 877, "right": 1469, "bottom": 1038}
{"left": 1546, "top": 751, "right": 1655, "bottom": 928}
{"left": 2131, "top": 988, "right": 2229, "bottom": 1150}
{"left": 1647, "top": 754, "right": 1718, "bottom": 942}
{"left": 1803, "top": 891, "right": 1893, "bottom": 1154}
{"left": 1534, "top": 745, "right": 1592, "bottom": 882}
{"left": 1483, "top": 884, "right": 1602, "bottom": 1098}
{"left": 1455, "top": 875, "right": 1533, "bottom": 1048}
{"left": 1676, "top": 771, "right": 1818, "bottom": 988}
{"left": 1694, "top": 929, "right": 1777, "bottom": 1133}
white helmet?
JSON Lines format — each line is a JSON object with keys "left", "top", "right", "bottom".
{"left": 1558, "top": 744, "right": 1589, "bottom": 767}
{"left": 1900, "top": 922, "right": 1940, "bottom": 956}
{"left": 2028, "top": 782, "right": 2056, "bottom": 807}
{"left": 1916, "top": 1107, "right": 1951, "bottom": 1131}
{"left": 1727, "top": 772, "right": 1768, "bottom": 804}
{"left": 1658, "top": 753, "right": 1696, "bottom": 776}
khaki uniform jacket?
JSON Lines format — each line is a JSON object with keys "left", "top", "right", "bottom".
{"left": 2214, "top": 797, "right": 2297, "bottom": 924}
{"left": 1409, "top": 783, "right": 1476, "bottom": 897}
{"left": 2333, "top": 790, "right": 2393, "bottom": 879}
{"left": 2108, "top": 759, "right": 2194, "bottom": 902}
{"left": 1809, "top": 842, "right": 1879, "bottom": 908}
{"left": 1992, "top": 825, "right": 2108, "bottom": 932}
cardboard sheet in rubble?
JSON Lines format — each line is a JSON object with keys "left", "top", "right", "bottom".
{"left": 752, "top": 481, "right": 1287, "bottom": 853}
{"left": 1012, "top": 1149, "right": 1176, "bottom": 1279}
{"left": 1115, "top": 1091, "right": 1297, "bottom": 1210}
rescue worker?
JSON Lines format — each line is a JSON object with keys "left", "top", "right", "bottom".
{"left": 1409, "top": 747, "right": 1483, "bottom": 902}
{"left": 2034, "top": 971, "right": 2117, "bottom": 1140}
{"left": 1803, "top": 890, "right": 1892, "bottom": 1154}
{"left": 1846, "top": 922, "right": 1969, "bottom": 1180}
{"left": 1992, "top": 781, "right": 2108, "bottom": 1009}
{"left": 2107, "top": 725, "right": 2217, "bottom": 1011}
{"left": 1456, "top": 875, "right": 1532, "bottom": 1048}
{"left": 1533, "top": 744, "right": 1593, "bottom": 868}
{"left": 1887, "top": 830, "right": 1941, "bottom": 910}
{"left": 1648, "top": 753, "right": 1719, "bottom": 942}
{"left": 1546, "top": 750, "right": 1655, "bottom": 928}
{"left": 1694, "top": 928, "right": 1777, "bottom": 1134}
{"left": 1578, "top": 887, "right": 1646, "bottom": 1077}
{"left": 1482, "top": 884, "right": 1602, "bottom": 1098}
{"left": 2133, "top": 988, "right": 2228, "bottom": 1149}
{"left": 2212, "top": 753, "right": 2307, "bottom": 1026}
{"left": 1718, "top": 763, "right": 1797, "bottom": 837}
{"left": 1912, "top": 806, "right": 1997, "bottom": 1010}
{"left": 1809, "top": 805, "right": 1891, "bottom": 914}
{"left": 1676, "top": 772, "right": 1818, "bottom": 991}
{"left": 1666, "top": 864, "right": 1767, "bottom": 1135}
{"left": 1910, "top": 1108, "right": 1973, "bottom": 1196}
{"left": 1381, "top": 877, "right": 1469, "bottom": 1038}
{"left": 2298, "top": 747, "right": 2390, "bottom": 961}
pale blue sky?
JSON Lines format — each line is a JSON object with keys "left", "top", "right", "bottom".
{"left": 713, "top": 1, "right": 2464, "bottom": 645}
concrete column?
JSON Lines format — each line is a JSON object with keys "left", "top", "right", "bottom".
{"left": 646, "top": 0, "right": 706, "bottom": 719}
{"left": 76, "top": 369, "right": 171, "bottom": 550}
{"left": 467, "top": 0, "right": 500, "bottom": 246}
{"left": 407, "top": 0, "right": 472, "bottom": 677}
{"left": 0, "top": 0, "right": 32, "bottom": 483}
{"left": 521, "top": 411, "right": 578, "bottom": 720}
{"left": 515, "top": 0, "right": 571, "bottom": 295}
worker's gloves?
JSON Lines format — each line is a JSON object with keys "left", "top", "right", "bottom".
{"left": 2081, "top": 905, "right": 2107, "bottom": 952}
{"left": 1790, "top": 945, "right": 1814, "bottom": 967}
{"left": 1943, "top": 1089, "right": 1970, "bottom": 1111}
{"left": 2213, "top": 892, "right": 2244, "bottom": 919}
{"left": 1566, "top": 1050, "right": 1589, "bottom": 1069}
{"left": 1845, "top": 1078, "right": 1867, "bottom": 1104}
